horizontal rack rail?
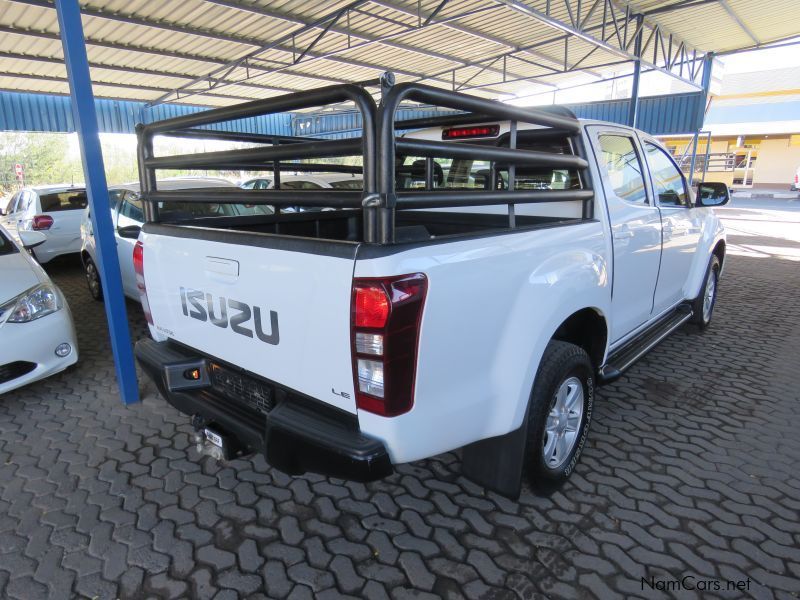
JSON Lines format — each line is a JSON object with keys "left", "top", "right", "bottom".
{"left": 137, "top": 75, "right": 594, "bottom": 244}
{"left": 394, "top": 189, "right": 594, "bottom": 209}
{"left": 394, "top": 139, "right": 589, "bottom": 170}
{"left": 147, "top": 188, "right": 363, "bottom": 208}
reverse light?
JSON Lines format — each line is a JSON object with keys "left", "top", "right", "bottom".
{"left": 355, "top": 332, "right": 383, "bottom": 355}
{"left": 32, "top": 215, "right": 54, "bottom": 230}
{"left": 351, "top": 273, "right": 427, "bottom": 417}
{"left": 442, "top": 124, "right": 500, "bottom": 139}
{"left": 133, "top": 241, "right": 153, "bottom": 325}
{"left": 1, "top": 284, "right": 61, "bottom": 323}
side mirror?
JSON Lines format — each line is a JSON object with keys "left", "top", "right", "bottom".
{"left": 117, "top": 224, "right": 142, "bottom": 239}
{"left": 18, "top": 230, "right": 47, "bottom": 250}
{"left": 695, "top": 182, "right": 730, "bottom": 207}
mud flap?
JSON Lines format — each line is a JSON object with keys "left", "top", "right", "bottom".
{"left": 461, "top": 418, "right": 529, "bottom": 499}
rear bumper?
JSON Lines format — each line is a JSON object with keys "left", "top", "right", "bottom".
{"left": 134, "top": 338, "right": 393, "bottom": 482}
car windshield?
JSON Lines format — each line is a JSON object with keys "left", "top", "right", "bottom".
{"left": 0, "top": 230, "right": 16, "bottom": 255}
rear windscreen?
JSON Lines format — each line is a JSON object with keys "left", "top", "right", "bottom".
{"left": 39, "top": 191, "right": 88, "bottom": 212}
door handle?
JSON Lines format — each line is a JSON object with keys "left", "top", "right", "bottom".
{"left": 613, "top": 230, "right": 634, "bottom": 240}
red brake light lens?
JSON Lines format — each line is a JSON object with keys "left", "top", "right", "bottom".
{"left": 351, "top": 273, "right": 427, "bottom": 417}
{"left": 354, "top": 284, "right": 390, "bottom": 328}
{"left": 32, "top": 215, "right": 54, "bottom": 230}
{"left": 442, "top": 124, "right": 500, "bottom": 139}
{"left": 133, "top": 241, "right": 153, "bottom": 325}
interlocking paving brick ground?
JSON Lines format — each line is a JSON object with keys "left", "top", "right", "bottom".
{"left": 1, "top": 213, "right": 799, "bottom": 599}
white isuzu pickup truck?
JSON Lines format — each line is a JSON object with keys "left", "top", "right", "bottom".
{"left": 133, "top": 80, "right": 729, "bottom": 498}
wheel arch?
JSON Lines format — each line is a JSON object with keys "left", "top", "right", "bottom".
{"left": 550, "top": 307, "right": 608, "bottom": 369}
{"left": 712, "top": 239, "right": 726, "bottom": 271}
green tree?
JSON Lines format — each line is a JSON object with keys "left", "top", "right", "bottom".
{"left": 0, "top": 132, "right": 85, "bottom": 193}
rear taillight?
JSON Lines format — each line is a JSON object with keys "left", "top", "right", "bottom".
{"left": 32, "top": 215, "right": 54, "bottom": 230}
{"left": 133, "top": 241, "right": 153, "bottom": 325}
{"left": 351, "top": 273, "right": 427, "bottom": 417}
{"left": 795, "top": 174, "right": 799, "bottom": 184}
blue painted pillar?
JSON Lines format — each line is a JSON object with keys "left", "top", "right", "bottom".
{"left": 55, "top": 0, "right": 139, "bottom": 404}
{"left": 627, "top": 14, "right": 644, "bottom": 128}
{"left": 695, "top": 53, "right": 715, "bottom": 131}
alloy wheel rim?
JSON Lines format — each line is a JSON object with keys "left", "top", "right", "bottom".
{"left": 87, "top": 263, "right": 100, "bottom": 296}
{"left": 543, "top": 376, "right": 584, "bottom": 469}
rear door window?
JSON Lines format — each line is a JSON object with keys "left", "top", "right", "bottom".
{"left": 39, "top": 190, "right": 89, "bottom": 212}
{"left": 596, "top": 135, "right": 648, "bottom": 204}
{"left": 4, "top": 192, "right": 20, "bottom": 214}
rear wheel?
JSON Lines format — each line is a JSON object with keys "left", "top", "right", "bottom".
{"left": 691, "top": 255, "right": 720, "bottom": 328}
{"left": 85, "top": 257, "right": 103, "bottom": 301}
{"left": 525, "top": 341, "right": 594, "bottom": 482}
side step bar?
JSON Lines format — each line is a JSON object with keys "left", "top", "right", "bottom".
{"left": 598, "top": 305, "right": 693, "bottom": 384}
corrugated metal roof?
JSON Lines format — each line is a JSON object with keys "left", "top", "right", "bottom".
{"left": 0, "top": 0, "right": 794, "bottom": 127}
{"left": 1, "top": 0, "right": 790, "bottom": 109}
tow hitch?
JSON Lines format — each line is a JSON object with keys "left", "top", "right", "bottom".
{"left": 191, "top": 415, "right": 247, "bottom": 461}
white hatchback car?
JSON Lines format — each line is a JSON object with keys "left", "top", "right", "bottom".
{"left": 0, "top": 185, "right": 88, "bottom": 264}
{"left": 80, "top": 177, "right": 271, "bottom": 301}
{"left": 0, "top": 225, "right": 78, "bottom": 395}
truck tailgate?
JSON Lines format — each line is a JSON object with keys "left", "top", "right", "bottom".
{"left": 140, "top": 226, "right": 358, "bottom": 414}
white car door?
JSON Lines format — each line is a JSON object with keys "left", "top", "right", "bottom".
{"left": 116, "top": 192, "right": 145, "bottom": 298}
{"left": 641, "top": 139, "right": 702, "bottom": 313}
{"left": 588, "top": 127, "right": 663, "bottom": 343}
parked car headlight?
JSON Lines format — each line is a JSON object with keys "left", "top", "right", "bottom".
{"left": 0, "top": 284, "right": 62, "bottom": 323}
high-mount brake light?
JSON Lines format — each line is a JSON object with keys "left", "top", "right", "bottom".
{"left": 442, "top": 124, "right": 500, "bottom": 140}
{"left": 351, "top": 274, "right": 428, "bottom": 417}
{"left": 133, "top": 241, "right": 153, "bottom": 325}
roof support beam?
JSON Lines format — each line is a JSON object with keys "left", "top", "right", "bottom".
{"left": 493, "top": 0, "right": 703, "bottom": 90}
{"left": 0, "top": 50, "right": 299, "bottom": 95}
{"left": 149, "top": 2, "right": 514, "bottom": 105}
{"left": 642, "top": 0, "right": 718, "bottom": 16}
{"left": 372, "top": 0, "right": 602, "bottom": 77}
{"left": 717, "top": 0, "right": 760, "bottom": 46}
{"left": 7, "top": 0, "right": 504, "bottom": 97}
{"left": 200, "top": 0, "right": 521, "bottom": 86}
{"left": 0, "top": 71, "right": 257, "bottom": 102}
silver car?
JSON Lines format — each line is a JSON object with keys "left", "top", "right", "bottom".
{"left": 79, "top": 177, "right": 271, "bottom": 302}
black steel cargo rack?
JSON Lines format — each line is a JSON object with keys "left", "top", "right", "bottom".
{"left": 136, "top": 73, "right": 593, "bottom": 245}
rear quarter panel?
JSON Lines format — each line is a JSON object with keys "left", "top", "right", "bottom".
{"left": 354, "top": 221, "right": 610, "bottom": 464}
